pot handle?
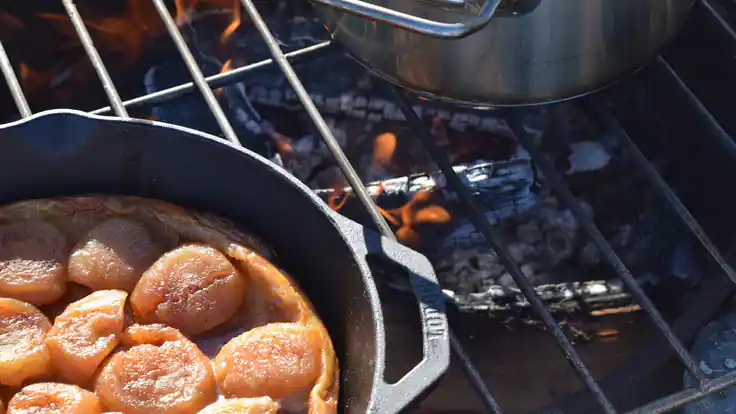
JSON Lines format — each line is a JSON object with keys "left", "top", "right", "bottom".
{"left": 332, "top": 213, "right": 450, "bottom": 413}
{"left": 310, "top": 0, "right": 502, "bottom": 39}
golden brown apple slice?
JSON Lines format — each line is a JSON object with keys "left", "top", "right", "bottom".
{"left": 130, "top": 244, "right": 247, "bottom": 336}
{"left": 198, "top": 397, "right": 280, "bottom": 414}
{"left": 7, "top": 382, "right": 101, "bottom": 414}
{"left": 68, "top": 218, "right": 163, "bottom": 292}
{"left": 95, "top": 335, "right": 216, "bottom": 414}
{"left": 46, "top": 289, "right": 127, "bottom": 385}
{"left": 120, "top": 323, "right": 187, "bottom": 347}
{"left": 0, "top": 298, "right": 52, "bottom": 387}
{"left": 214, "top": 322, "right": 322, "bottom": 400}
{"left": 0, "top": 221, "right": 67, "bottom": 305}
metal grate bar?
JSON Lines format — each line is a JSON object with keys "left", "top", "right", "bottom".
{"left": 0, "top": 41, "right": 31, "bottom": 118}
{"left": 90, "top": 41, "right": 333, "bottom": 116}
{"left": 391, "top": 88, "right": 618, "bottom": 414}
{"left": 0, "top": 1, "right": 731, "bottom": 412}
{"left": 627, "top": 370, "right": 736, "bottom": 413}
{"left": 703, "top": 0, "right": 736, "bottom": 42}
{"left": 451, "top": 333, "right": 504, "bottom": 413}
{"left": 591, "top": 98, "right": 736, "bottom": 285}
{"left": 238, "top": 0, "right": 393, "bottom": 237}
{"left": 60, "top": 0, "right": 128, "bottom": 119}
{"left": 152, "top": 0, "right": 240, "bottom": 146}
{"left": 237, "top": 0, "right": 502, "bottom": 410}
{"left": 655, "top": 56, "right": 736, "bottom": 158}
{"left": 504, "top": 111, "right": 708, "bottom": 384}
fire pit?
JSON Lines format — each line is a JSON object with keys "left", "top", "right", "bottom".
{"left": 1, "top": 0, "right": 736, "bottom": 412}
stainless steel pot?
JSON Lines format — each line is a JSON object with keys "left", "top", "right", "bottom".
{"left": 311, "top": 0, "right": 696, "bottom": 106}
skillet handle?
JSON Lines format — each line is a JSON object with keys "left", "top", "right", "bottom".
{"left": 332, "top": 213, "right": 450, "bottom": 413}
{"left": 310, "top": 0, "right": 502, "bottom": 39}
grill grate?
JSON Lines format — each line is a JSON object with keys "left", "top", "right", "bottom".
{"left": 1, "top": 0, "right": 736, "bottom": 412}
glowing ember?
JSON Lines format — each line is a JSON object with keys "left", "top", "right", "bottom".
{"left": 414, "top": 206, "right": 452, "bottom": 224}
{"left": 215, "top": 58, "right": 233, "bottom": 96}
{"left": 221, "top": 0, "right": 242, "bottom": 43}
{"left": 372, "top": 132, "right": 396, "bottom": 166}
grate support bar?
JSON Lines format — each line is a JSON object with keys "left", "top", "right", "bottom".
{"left": 0, "top": 41, "right": 31, "bottom": 118}
{"left": 60, "top": 0, "right": 128, "bottom": 119}
{"left": 503, "top": 112, "right": 707, "bottom": 385}
{"left": 590, "top": 97, "right": 736, "bottom": 285}
{"left": 238, "top": 0, "right": 393, "bottom": 237}
{"left": 392, "top": 87, "right": 618, "bottom": 414}
{"left": 237, "top": 1, "right": 503, "bottom": 411}
{"left": 655, "top": 56, "right": 736, "bottom": 159}
{"left": 90, "top": 41, "right": 333, "bottom": 116}
{"left": 152, "top": 0, "right": 241, "bottom": 146}
{"left": 627, "top": 370, "right": 736, "bottom": 413}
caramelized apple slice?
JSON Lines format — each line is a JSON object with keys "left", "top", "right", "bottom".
{"left": 0, "top": 221, "right": 67, "bottom": 305}
{"left": 95, "top": 336, "right": 216, "bottom": 413}
{"left": 121, "top": 323, "right": 187, "bottom": 347}
{"left": 130, "top": 244, "right": 247, "bottom": 336}
{"left": 0, "top": 298, "right": 52, "bottom": 387}
{"left": 7, "top": 382, "right": 101, "bottom": 414}
{"left": 214, "top": 323, "right": 322, "bottom": 399}
{"left": 198, "top": 397, "right": 280, "bottom": 414}
{"left": 69, "top": 218, "right": 163, "bottom": 292}
{"left": 46, "top": 290, "right": 127, "bottom": 385}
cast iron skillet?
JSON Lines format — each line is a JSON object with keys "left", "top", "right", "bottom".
{"left": 0, "top": 109, "right": 450, "bottom": 414}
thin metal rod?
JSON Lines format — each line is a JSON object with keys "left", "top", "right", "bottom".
{"left": 655, "top": 56, "right": 736, "bottom": 158}
{"left": 626, "top": 370, "right": 736, "bottom": 414}
{"left": 392, "top": 88, "right": 617, "bottom": 414}
{"left": 450, "top": 333, "right": 504, "bottom": 414}
{"left": 591, "top": 98, "right": 736, "bottom": 285}
{"left": 0, "top": 41, "right": 31, "bottom": 118}
{"left": 239, "top": 0, "right": 393, "bottom": 236}
{"left": 504, "top": 111, "right": 708, "bottom": 384}
{"left": 702, "top": 0, "right": 736, "bottom": 42}
{"left": 152, "top": 0, "right": 241, "bottom": 146}
{"left": 237, "top": 1, "right": 500, "bottom": 410}
{"left": 90, "top": 41, "right": 333, "bottom": 116}
{"left": 60, "top": 0, "right": 128, "bottom": 118}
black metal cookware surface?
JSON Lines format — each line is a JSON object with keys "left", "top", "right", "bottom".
{"left": 0, "top": 109, "right": 450, "bottom": 414}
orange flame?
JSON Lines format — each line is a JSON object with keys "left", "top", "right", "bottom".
{"left": 18, "top": 63, "right": 56, "bottom": 97}
{"left": 414, "top": 205, "right": 452, "bottom": 224}
{"left": 325, "top": 154, "right": 449, "bottom": 243}
{"left": 272, "top": 132, "right": 294, "bottom": 156}
{"left": 327, "top": 186, "right": 351, "bottom": 212}
{"left": 215, "top": 58, "right": 232, "bottom": 96}
{"left": 385, "top": 190, "right": 450, "bottom": 244}
{"left": 372, "top": 132, "right": 396, "bottom": 166}
{"left": 174, "top": 0, "right": 199, "bottom": 25}
{"left": 221, "top": 0, "right": 242, "bottom": 43}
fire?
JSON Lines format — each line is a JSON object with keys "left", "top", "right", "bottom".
{"left": 12, "top": 0, "right": 246, "bottom": 103}
{"left": 372, "top": 132, "right": 397, "bottom": 166}
{"left": 215, "top": 59, "right": 233, "bottom": 96}
{"left": 271, "top": 131, "right": 294, "bottom": 156}
{"left": 221, "top": 0, "right": 243, "bottom": 43}
{"left": 327, "top": 186, "right": 351, "bottom": 212}
{"left": 18, "top": 63, "right": 55, "bottom": 98}
{"left": 383, "top": 190, "right": 451, "bottom": 244}
{"left": 327, "top": 133, "right": 450, "bottom": 244}
{"left": 174, "top": 0, "right": 199, "bottom": 25}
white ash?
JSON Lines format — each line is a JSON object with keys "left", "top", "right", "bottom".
{"left": 566, "top": 141, "right": 612, "bottom": 175}
{"left": 683, "top": 313, "right": 736, "bottom": 414}
{"left": 435, "top": 196, "right": 602, "bottom": 297}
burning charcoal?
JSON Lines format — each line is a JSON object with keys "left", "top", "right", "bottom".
{"left": 436, "top": 196, "right": 587, "bottom": 292}
{"left": 143, "top": 57, "right": 272, "bottom": 158}
{"left": 683, "top": 314, "right": 736, "bottom": 414}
